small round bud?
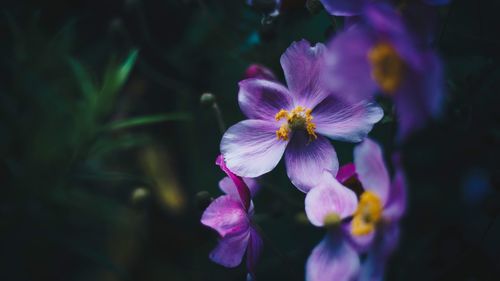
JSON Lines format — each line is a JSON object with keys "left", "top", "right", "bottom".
{"left": 259, "top": 15, "right": 277, "bottom": 42}
{"left": 131, "top": 187, "right": 150, "bottom": 205}
{"left": 200, "top": 93, "right": 216, "bottom": 107}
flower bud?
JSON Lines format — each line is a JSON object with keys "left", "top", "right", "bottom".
{"left": 200, "top": 92, "right": 216, "bottom": 107}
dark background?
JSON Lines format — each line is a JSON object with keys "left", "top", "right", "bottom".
{"left": 0, "top": 0, "right": 499, "bottom": 280}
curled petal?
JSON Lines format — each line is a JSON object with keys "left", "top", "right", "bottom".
{"left": 305, "top": 171, "right": 358, "bottom": 227}
{"left": 238, "top": 79, "right": 293, "bottom": 120}
{"left": 219, "top": 177, "right": 260, "bottom": 199}
{"left": 354, "top": 138, "right": 390, "bottom": 204}
{"left": 280, "top": 40, "right": 329, "bottom": 108}
{"left": 209, "top": 229, "right": 251, "bottom": 268}
{"left": 216, "top": 155, "right": 251, "bottom": 210}
{"left": 221, "top": 120, "right": 288, "bottom": 178}
{"left": 306, "top": 233, "right": 360, "bottom": 281}
{"left": 201, "top": 195, "right": 249, "bottom": 237}
{"left": 285, "top": 133, "right": 338, "bottom": 193}
{"left": 313, "top": 96, "right": 383, "bottom": 142}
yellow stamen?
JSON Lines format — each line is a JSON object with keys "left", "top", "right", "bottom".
{"left": 351, "top": 191, "right": 383, "bottom": 236}
{"left": 368, "top": 42, "right": 405, "bottom": 95}
{"left": 275, "top": 106, "right": 317, "bottom": 141}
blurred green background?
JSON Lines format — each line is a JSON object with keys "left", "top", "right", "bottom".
{"left": 0, "top": 0, "right": 499, "bottom": 280}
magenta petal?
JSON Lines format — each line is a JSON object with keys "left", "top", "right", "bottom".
{"left": 313, "top": 96, "right": 383, "bottom": 142}
{"left": 336, "top": 163, "right": 357, "bottom": 183}
{"left": 354, "top": 139, "right": 390, "bottom": 204}
{"left": 209, "top": 229, "right": 251, "bottom": 268}
{"left": 280, "top": 40, "right": 329, "bottom": 108}
{"left": 201, "top": 195, "right": 249, "bottom": 238}
{"left": 383, "top": 170, "right": 407, "bottom": 222}
{"left": 285, "top": 133, "right": 339, "bottom": 193}
{"left": 221, "top": 120, "right": 288, "bottom": 178}
{"left": 246, "top": 227, "right": 263, "bottom": 276}
{"left": 238, "top": 79, "right": 293, "bottom": 120}
{"left": 219, "top": 177, "right": 260, "bottom": 200}
{"left": 306, "top": 233, "right": 360, "bottom": 281}
{"left": 216, "top": 155, "right": 251, "bottom": 210}
{"left": 305, "top": 171, "right": 358, "bottom": 227}
{"left": 320, "top": 0, "right": 368, "bottom": 16}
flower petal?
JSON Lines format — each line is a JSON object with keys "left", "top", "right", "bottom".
{"left": 305, "top": 171, "right": 358, "bottom": 227}
{"left": 358, "top": 223, "right": 400, "bottom": 280}
{"left": 306, "top": 232, "right": 360, "bottom": 281}
{"left": 209, "top": 229, "right": 250, "bottom": 268}
{"left": 285, "top": 133, "right": 338, "bottom": 193}
{"left": 395, "top": 52, "right": 444, "bottom": 140}
{"left": 221, "top": 120, "right": 288, "bottom": 178}
{"left": 313, "top": 96, "right": 383, "bottom": 142}
{"left": 246, "top": 227, "right": 263, "bottom": 276}
{"left": 216, "top": 155, "right": 251, "bottom": 210}
{"left": 324, "top": 26, "right": 378, "bottom": 104}
{"left": 201, "top": 195, "right": 249, "bottom": 237}
{"left": 320, "top": 0, "right": 368, "bottom": 16}
{"left": 238, "top": 79, "right": 293, "bottom": 120}
{"left": 280, "top": 40, "right": 329, "bottom": 108}
{"left": 336, "top": 163, "right": 357, "bottom": 184}
{"left": 219, "top": 177, "right": 260, "bottom": 199}
{"left": 383, "top": 170, "right": 407, "bottom": 222}
{"left": 354, "top": 139, "right": 390, "bottom": 204}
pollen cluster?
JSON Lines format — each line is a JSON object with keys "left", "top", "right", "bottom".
{"left": 368, "top": 42, "right": 405, "bottom": 95}
{"left": 351, "top": 191, "right": 383, "bottom": 236}
{"left": 275, "top": 106, "right": 317, "bottom": 141}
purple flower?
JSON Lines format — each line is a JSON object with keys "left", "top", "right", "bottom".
{"left": 347, "top": 138, "right": 406, "bottom": 240}
{"left": 201, "top": 155, "right": 263, "bottom": 275}
{"left": 221, "top": 39, "right": 383, "bottom": 192}
{"left": 324, "top": 3, "right": 445, "bottom": 139}
{"left": 304, "top": 171, "right": 360, "bottom": 281}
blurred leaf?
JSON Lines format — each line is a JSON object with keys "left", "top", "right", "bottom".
{"left": 98, "top": 49, "right": 139, "bottom": 115}
{"left": 105, "top": 112, "right": 191, "bottom": 131}
{"left": 68, "top": 58, "right": 97, "bottom": 105}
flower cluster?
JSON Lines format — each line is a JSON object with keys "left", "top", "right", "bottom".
{"left": 202, "top": 1, "right": 446, "bottom": 280}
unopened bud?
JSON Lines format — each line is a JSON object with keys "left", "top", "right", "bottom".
{"left": 200, "top": 92, "right": 216, "bottom": 107}
{"left": 131, "top": 187, "right": 150, "bottom": 205}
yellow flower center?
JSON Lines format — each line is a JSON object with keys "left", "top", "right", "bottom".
{"left": 368, "top": 42, "right": 405, "bottom": 95}
{"left": 275, "top": 106, "right": 317, "bottom": 141}
{"left": 351, "top": 191, "right": 383, "bottom": 236}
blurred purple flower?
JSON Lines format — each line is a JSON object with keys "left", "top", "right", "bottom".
{"left": 346, "top": 139, "right": 406, "bottom": 280}
{"left": 201, "top": 155, "right": 262, "bottom": 276}
{"left": 244, "top": 64, "right": 278, "bottom": 81}
{"left": 304, "top": 171, "right": 360, "bottom": 281}
{"left": 221, "top": 39, "right": 383, "bottom": 192}
{"left": 325, "top": 3, "right": 445, "bottom": 139}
